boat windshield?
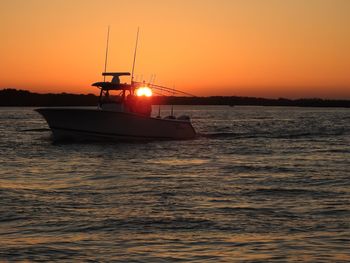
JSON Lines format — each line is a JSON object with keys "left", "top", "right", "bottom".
{"left": 101, "top": 90, "right": 124, "bottom": 103}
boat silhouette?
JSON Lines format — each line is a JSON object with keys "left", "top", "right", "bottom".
{"left": 36, "top": 29, "right": 196, "bottom": 141}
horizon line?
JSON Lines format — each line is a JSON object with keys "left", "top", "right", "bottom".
{"left": 1, "top": 88, "right": 350, "bottom": 102}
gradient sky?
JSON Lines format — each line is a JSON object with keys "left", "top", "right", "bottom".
{"left": 1, "top": 0, "right": 349, "bottom": 98}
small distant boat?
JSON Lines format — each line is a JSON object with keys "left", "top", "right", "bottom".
{"left": 36, "top": 73, "right": 196, "bottom": 141}
{"left": 36, "top": 28, "right": 196, "bottom": 141}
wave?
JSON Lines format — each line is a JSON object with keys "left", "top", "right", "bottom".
{"left": 245, "top": 187, "right": 341, "bottom": 198}
{"left": 58, "top": 217, "right": 217, "bottom": 233}
{"left": 197, "top": 130, "right": 348, "bottom": 140}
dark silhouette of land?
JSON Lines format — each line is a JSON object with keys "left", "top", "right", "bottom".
{"left": 1, "top": 89, "right": 349, "bottom": 108}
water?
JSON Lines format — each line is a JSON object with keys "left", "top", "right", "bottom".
{"left": 1, "top": 106, "right": 349, "bottom": 262}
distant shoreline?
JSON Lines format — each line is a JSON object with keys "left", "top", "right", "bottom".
{"left": 1, "top": 89, "right": 349, "bottom": 108}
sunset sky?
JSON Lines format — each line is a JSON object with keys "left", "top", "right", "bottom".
{"left": 1, "top": 0, "right": 349, "bottom": 98}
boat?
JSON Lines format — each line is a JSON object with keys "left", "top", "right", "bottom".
{"left": 36, "top": 28, "right": 196, "bottom": 141}
{"left": 36, "top": 72, "right": 196, "bottom": 141}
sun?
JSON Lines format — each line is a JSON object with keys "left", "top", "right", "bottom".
{"left": 136, "top": 87, "right": 153, "bottom": 97}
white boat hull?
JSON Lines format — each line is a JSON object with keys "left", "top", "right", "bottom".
{"left": 36, "top": 108, "right": 196, "bottom": 141}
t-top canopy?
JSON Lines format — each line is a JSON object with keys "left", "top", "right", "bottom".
{"left": 92, "top": 82, "right": 132, "bottom": 90}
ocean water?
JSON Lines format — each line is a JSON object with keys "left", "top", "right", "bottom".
{"left": 0, "top": 106, "right": 349, "bottom": 262}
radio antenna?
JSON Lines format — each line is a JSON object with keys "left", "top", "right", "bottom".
{"left": 103, "top": 26, "right": 110, "bottom": 82}
{"left": 131, "top": 27, "right": 139, "bottom": 84}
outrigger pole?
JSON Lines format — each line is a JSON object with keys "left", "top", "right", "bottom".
{"left": 131, "top": 27, "right": 140, "bottom": 86}
{"left": 103, "top": 26, "right": 110, "bottom": 82}
{"left": 134, "top": 82, "right": 196, "bottom": 97}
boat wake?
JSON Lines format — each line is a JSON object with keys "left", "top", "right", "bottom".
{"left": 197, "top": 132, "right": 238, "bottom": 139}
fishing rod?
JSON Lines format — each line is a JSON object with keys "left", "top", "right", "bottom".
{"left": 133, "top": 81, "right": 196, "bottom": 97}
{"left": 150, "top": 83, "right": 196, "bottom": 97}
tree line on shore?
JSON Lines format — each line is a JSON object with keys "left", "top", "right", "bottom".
{"left": 1, "top": 88, "right": 349, "bottom": 108}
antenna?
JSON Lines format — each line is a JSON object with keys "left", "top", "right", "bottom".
{"left": 103, "top": 26, "right": 110, "bottom": 82}
{"left": 131, "top": 27, "right": 140, "bottom": 84}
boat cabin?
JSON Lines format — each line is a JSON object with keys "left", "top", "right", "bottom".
{"left": 92, "top": 72, "right": 152, "bottom": 117}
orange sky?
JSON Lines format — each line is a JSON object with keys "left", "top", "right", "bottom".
{"left": 1, "top": 0, "right": 349, "bottom": 99}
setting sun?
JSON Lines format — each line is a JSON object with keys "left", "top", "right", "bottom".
{"left": 136, "top": 87, "right": 153, "bottom": 97}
